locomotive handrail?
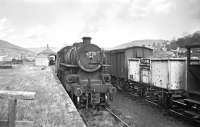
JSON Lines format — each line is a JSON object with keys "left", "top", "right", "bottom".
{"left": 78, "top": 60, "right": 101, "bottom": 72}
{"left": 102, "top": 64, "right": 111, "bottom": 67}
{"left": 88, "top": 62, "right": 101, "bottom": 65}
{"left": 60, "top": 63, "right": 78, "bottom": 68}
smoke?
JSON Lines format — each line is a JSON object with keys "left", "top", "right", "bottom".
{"left": 0, "top": 17, "right": 15, "bottom": 39}
{"left": 170, "top": 31, "right": 200, "bottom": 49}
{"left": 81, "top": 1, "right": 117, "bottom": 35}
{"left": 1, "top": 0, "right": 200, "bottom": 48}
{"left": 80, "top": 0, "right": 200, "bottom": 39}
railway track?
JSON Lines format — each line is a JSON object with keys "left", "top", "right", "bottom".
{"left": 78, "top": 106, "right": 132, "bottom": 127}
{"left": 123, "top": 88, "right": 200, "bottom": 126}
{"left": 105, "top": 106, "right": 131, "bottom": 127}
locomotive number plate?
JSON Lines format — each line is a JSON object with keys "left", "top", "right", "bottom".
{"left": 86, "top": 51, "right": 97, "bottom": 59}
{"left": 91, "top": 93, "right": 100, "bottom": 104}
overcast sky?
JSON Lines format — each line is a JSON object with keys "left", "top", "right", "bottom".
{"left": 0, "top": 0, "right": 200, "bottom": 48}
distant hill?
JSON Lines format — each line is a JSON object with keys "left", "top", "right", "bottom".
{"left": 0, "top": 40, "right": 35, "bottom": 57}
{"left": 28, "top": 47, "right": 60, "bottom": 54}
{"left": 109, "top": 39, "right": 168, "bottom": 50}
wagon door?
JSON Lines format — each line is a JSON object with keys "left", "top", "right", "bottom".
{"left": 128, "top": 59, "right": 140, "bottom": 82}
{"left": 117, "top": 52, "right": 125, "bottom": 79}
{"left": 140, "top": 58, "right": 151, "bottom": 84}
{"left": 151, "top": 59, "right": 169, "bottom": 89}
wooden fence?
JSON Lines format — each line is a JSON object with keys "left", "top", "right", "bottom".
{"left": 0, "top": 90, "right": 36, "bottom": 127}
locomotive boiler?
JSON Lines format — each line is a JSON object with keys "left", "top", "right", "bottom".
{"left": 56, "top": 37, "right": 116, "bottom": 108}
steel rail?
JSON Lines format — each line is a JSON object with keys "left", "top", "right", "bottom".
{"left": 105, "top": 106, "right": 130, "bottom": 127}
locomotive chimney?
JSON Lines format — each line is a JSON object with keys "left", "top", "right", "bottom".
{"left": 82, "top": 37, "right": 91, "bottom": 44}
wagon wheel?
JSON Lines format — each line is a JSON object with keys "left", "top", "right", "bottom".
{"left": 123, "top": 81, "right": 130, "bottom": 91}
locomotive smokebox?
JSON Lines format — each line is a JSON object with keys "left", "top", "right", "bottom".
{"left": 82, "top": 37, "right": 91, "bottom": 44}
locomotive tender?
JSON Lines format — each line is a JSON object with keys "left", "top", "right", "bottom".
{"left": 56, "top": 37, "right": 116, "bottom": 108}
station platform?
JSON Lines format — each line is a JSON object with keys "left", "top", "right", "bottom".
{"left": 0, "top": 65, "right": 86, "bottom": 127}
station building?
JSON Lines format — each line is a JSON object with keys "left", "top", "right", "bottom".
{"left": 35, "top": 45, "right": 56, "bottom": 66}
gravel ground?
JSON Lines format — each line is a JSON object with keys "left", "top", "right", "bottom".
{"left": 110, "top": 91, "right": 197, "bottom": 127}
{"left": 79, "top": 107, "right": 135, "bottom": 127}
{"left": 1, "top": 64, "right": 196, "bottom": 127}
{"left": 0, "top": 64, "right": 85, "bottom": 127}
{"left": 80, "top": 109, "right": 118, "bottom": 127}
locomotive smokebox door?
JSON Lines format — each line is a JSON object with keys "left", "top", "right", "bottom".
{"left": 78, "top": 44, "right": 102, "bottom": 72}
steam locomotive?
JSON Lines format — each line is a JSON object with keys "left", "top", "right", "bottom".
{"left": 56, "top": 37, "right": 116, "bottom": 108}
{"left": 48, "top": 55, "right": 56, "bottom": 65}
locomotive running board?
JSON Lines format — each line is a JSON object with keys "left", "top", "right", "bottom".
{"left": 102, "top": 64, "right": 111, "bottom": 67}
{"left": 60, "top": 63, "right": 78, "bottom": 68}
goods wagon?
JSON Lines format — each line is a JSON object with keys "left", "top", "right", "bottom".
{"left": 170, "top": 44, "right": 200, "bottom": 123}
{"left": 56, "top": 37, "right": 116, "bottom": 108}
{"left": 186, "top": 44, "right": 200, "bottom": 96}
{"left": 0, "top": 61, "right": 12, "bottom": 69}
{"left": 106, "top": 46, "right": 153, "bottom": 89}
{"left": 128, "top": 58, "right": 151, "bottom": 84}
{"left": 128, "top": 58, "right": 151, "bottom": 95}
{"left": 151, "top": 58, "right": 186, "bottom": 90}
{"left": 128, "top": 58, "right": 187, "bottom": 104}
{"left": 128, "top": 50, "right": 200, "bottom": 122}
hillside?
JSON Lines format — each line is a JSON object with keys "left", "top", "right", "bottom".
{"left": 110, "top": 39, "right": 168, "bottom": 50}
{"left": 28, "top": 47, "right": 60, "bottom": 54}
{"left": 0, "top": 40, "right": 35, "bottom": 57}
